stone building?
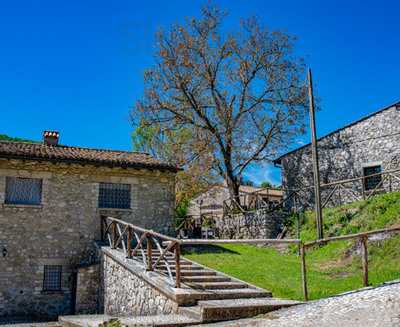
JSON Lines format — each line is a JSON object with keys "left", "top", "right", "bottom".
{"left": 274, "top": 101, "right": 400, "bottom": 209}
{"left": 0, "top": 131, "right": 178, "bottom": 319}
{"left": 187, "top": 184, "right": 283, "bottom": 219}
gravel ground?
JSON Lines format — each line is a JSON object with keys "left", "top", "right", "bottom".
{"left": 203, "top": 280, "right": 400, "bottom": 327}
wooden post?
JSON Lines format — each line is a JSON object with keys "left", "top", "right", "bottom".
{"left": 111, "top": 222, "right": 117, "bottom": 249}
{"left": 300, "top": 243, "right": 309, "bottom": 301}
{"left": 361, "top": 236, "right": 369, "bottom": 287}
{"left": 361, "top": 177, "right": 366, "bottom": 200}
{"left": 127, "top": 226, "right": 133, "bottom": 259}
{"left": 294, "top": 195, "right": 301, "bottom": 256}
{"left": 308, "top": 68, "right": 323, "bottom": 240}
{"left": 146, "top": 234, "right": 153, "bottom": 271}
{"left": 175, "top": 243, "right": 181, "bottom": 288}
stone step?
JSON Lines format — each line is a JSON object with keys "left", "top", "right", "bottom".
{"left": 181, "top": 276, "right": 231, "bottom": 283}
{"left": 158, "top": 265, "right": 204, "bottom": 271}
{"left": 59, "top": 314, "right": 200, "bottom": 327}
{"left": 188, "top": 281, "right": 248, "bottom": 290}
{"left": 173, "top": 270, "right": 217, "bottom": 276}
{"left": 200, "top": 288, "right": 273, "bottom": 300}
{"left": 178, "top": 298, "right": 301, "bottom": 322}
{"left": 133, "top": 256, "right": 192, "bottom": 265}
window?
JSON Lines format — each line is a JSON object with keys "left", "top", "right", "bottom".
{"left": 363, "top": 165, "right": 382, "bottom": 191}
{"left": 43, "top": 265, "right": 62, "bottom": 291}
{"left": 98, "top": 183, "right": 131, "bottom": 209}
{"left": 5, "top": 177, "right": 42, "bottom": 205}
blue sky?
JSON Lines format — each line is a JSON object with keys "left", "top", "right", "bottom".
{"left": 1, "top": 0, "right": 399, "bottom": 185}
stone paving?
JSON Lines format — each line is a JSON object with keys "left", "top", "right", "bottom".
{"left": 202, "top": 281, "right": 400, "bottom": 327}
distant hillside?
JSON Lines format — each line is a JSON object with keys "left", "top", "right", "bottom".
{"left": 0, "top": 134, "right": 36, "bottom": 143}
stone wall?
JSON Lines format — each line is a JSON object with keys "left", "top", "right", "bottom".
{"left": 280, "top": 104, "right": 400, "bottom": 209}
{"left": 75, "top": 264, "right": 100, "bottom": 314}
{"left": 0, "top": 159, "right": 175, "bottom": 319}
{"left": 102, "top": 252, "right": 178, "bottom": 316}
{"left": 215, "top": 209, "right": 285, "bottom": 239}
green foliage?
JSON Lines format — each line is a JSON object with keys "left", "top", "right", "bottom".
{"left": 260, "top": 181, "right": 272, "bottom": 188}
{"left": 0, "top": 134, "right": 36, "bottom": 143}
{"left": 186, "top": 192, "right": 400, "bottom": 300}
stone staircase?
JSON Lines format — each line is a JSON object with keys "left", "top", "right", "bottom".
{"left": 137, "top": 249, "right": 272, "bottom": 300}
{"left": 60, "top": 246, "right": 300, "bottom": 326}
{"left": 60, "top": 217, "right": 302, "bottom": 327}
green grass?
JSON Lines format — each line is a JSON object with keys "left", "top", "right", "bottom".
{"left": 184, "top": 192, "right": 400, "bottom": 300}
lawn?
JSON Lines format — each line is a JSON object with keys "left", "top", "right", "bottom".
{"left": 184, "top": 192, "right": 400, "bottom": 300}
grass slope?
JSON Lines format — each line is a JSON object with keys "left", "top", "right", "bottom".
{"left": 184, "top": 192, "right": 400, "bottom": 300}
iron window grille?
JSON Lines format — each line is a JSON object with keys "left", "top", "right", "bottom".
{"left": 5, "top": 177, "right": 42, "bottom": 205}
{"left": 363, "top": 165, "right": 382, "bottom": 191}
{"left": 98, "top": 183, "right": 131, "bottom": 209}
{"left": 43, "top": 265, "right": 62, "bottom": 291}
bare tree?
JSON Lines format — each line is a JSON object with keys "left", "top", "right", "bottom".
{"left": 132, "top": 5, "right": 308, "bottom": 204}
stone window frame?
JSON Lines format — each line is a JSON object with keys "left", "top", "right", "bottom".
{"left": 362, "top": 162, "right": 383, "bottom": 191}
{"left": 4, "top": 176, "right": 43, "bottom": 206}
{"left": 43, "top": 265, "right": 63, "bottom": 292}
{"left": 98, "top": 182, "right": 132, "bottom": 209}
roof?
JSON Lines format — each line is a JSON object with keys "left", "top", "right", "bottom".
{"left": 274, "top": 100, "right": 400, "bottom": 164}
{"left": 0, "top": 141, "right": 180, "bottom": 172}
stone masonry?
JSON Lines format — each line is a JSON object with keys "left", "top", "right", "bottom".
{"left": 215, "top": 210, "right": 285, "bottom": 239}
{"left": 0, "top": 159, "right": 176, "bottom": 319}
{"left": 75, "top": 263, "right": 101, "bottom": 314}
{"left": 276, "top": 103, "right": 400, "bottom": 209}
{"left": 102, "top": 252, "right": 178, "bottom": 316}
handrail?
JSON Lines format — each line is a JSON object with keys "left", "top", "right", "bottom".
{"left": 284, "top": 167, "right": 400, "bottom": 192}
{"left": 105, "top": 216, "right": 181, "bottom": 244}
{"left": 304, "top": 225, "right": 400, "bottom": 248}
{"left": 101, "top": 216, "right": 182, "bottom": 287}
{"left": 101, "top": 216, "right": 400, "bottom": 301}
{"left": 179, "top": 238, "right": 301, "bottom": 245}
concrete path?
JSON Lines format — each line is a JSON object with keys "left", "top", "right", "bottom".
{"left": 201, "top": 280, "right": 400, "bottom": 327}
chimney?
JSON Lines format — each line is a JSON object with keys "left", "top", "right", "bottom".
{"left": 43, "top": 131, "right": 59, "bottom": 146}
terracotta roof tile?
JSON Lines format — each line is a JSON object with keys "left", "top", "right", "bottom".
{"left": 0, "top": 141, "right": 179, "bottom": 172}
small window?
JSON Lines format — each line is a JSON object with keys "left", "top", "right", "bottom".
{"left": 363, "top": 165, "right": 382, "bottom": 191}
{"left": 98, "top": 183, "right": 131, "bottom": 209}
{"left": 43, "top": 265, "right": 62, "bottom": 291}
{"left": 5, "top": 177, "right": 42, "bottom": 205}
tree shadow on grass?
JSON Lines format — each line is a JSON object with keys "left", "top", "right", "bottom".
{"left": 182, "top": 244, "right": 240, "bottom": 255}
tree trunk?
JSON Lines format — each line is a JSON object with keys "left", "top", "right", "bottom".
{"left": 226, "top": 174, "right": 241, "bottom": 209}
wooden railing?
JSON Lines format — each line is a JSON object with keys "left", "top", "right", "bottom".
{"left": 285, "top": 167, "right": 400, "bottom": 210}
{"left": 101, "top": 216, "right": 400, "bottom": 301}
{"left": 101, "top": 216, "right": 183, "bottom": 287}
{"left": 301, "top": 225, "right": 400, "bottom": 300}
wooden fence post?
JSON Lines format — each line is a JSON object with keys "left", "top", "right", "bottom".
{"left": 300, "top": 243, "right": 309, "bottom": 301}
{"left": 175, "top": 242, "right": 181, "bottom": 288}
{"left": 112, "top": 221, "right": 117, "bottom": 249}
{"left": 146, "top": 234, "right": 153, "bottom": 271}
{"left": 361, "top": 236, "right": 369, "bottom": 287}
{"left": 127, "top": 226, "right": 133, "bottom": 259}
